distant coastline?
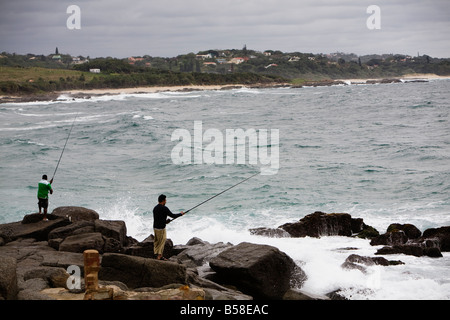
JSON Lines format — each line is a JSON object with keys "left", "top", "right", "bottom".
{"left": 340, "top": 73, "right": 450, "bottom": 83}
{"left": 63, "top": 73, "right": 450, "bottom": 95}
{"left": 1, "top": 73, "right": 449, "bottom": 104}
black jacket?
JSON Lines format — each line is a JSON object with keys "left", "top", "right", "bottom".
{"left": 153, "top": 204, "right": 182, "bottom": 229}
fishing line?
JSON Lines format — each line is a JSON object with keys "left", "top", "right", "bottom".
{"left": 167, "top": 172, "right": 260, "bottom": 224}
{"left": 52, "top": 113, "right": 78, "bottom": 181}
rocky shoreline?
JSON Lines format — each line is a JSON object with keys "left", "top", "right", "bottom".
{"left": 0, "top": 77, "right": 431, "bottom": 104}
{"left": 0, "top": 207, "right": 448, "bottom": 300}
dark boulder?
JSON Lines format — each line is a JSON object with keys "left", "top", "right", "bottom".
{"left": 99, "top": 253, "right": 187, "bottom": 289}
{"left": 58, "top": 232, "right": 105, "bottom": 253}
{"left": 52, "top": 206, "right": 99, "bottom": 222}
{"left": 0, "top": 213, "right": 70, "bottom": 243}
{"left": 344, "top": 254, "right": 391, "bottom": 266}
{"left": 103, "top": 238, "right": 123, "bottom": 253}
{"left": 0, "top": 256, "right": 18, "bottom": 300}
{"left": 424, "top": 247, "right": 444, "bottom": 258}
{"left": 251, "top": 212, "right": 378, "bottom": 239}
{"left": 283, "top": 288, "right": 330, "bottom": 300}
{"left": 375, "top": 244, "right": 442, "bottom": 258}
{"left": 209, "top": 242, "right": 300, "bottom": 299}
{"left": 23, "top": 266, "right": 69, "bottom": 288}
{"left": 341, "top": 254, "right": 404, "bottom": 273}
{"left": 125, "top": 234, "right": 174, "bottom": 259}
{"left": 48, "top": 220, "right": 95, "bottom": 240}
{"left": 422, "top": 226, "right": 450, "bottom": 252}
{"left": 22, "top": 213, "right": 58, "bottom": 224}
{"left": 248, "top": 227, "right": 290, "bottom": 238}
{"left": 370, "top": 224, "right": 448, "bottom": 257}
{"left": 279, "top": 211, "right": 356, "bottom": 238}
{"left": 173, "top": 239, "right": 232, "bottom": 268}
{"left": 355, "top": 224, "right": 380, "bottom": 239}
{"left": 387, "top": 224, "right": 421, "bottom": 239}
{"left": 39, "top": 251, "right": 85, "bottom": 272}
{"left": 370, "top": 230, "right": 408, "bottom": 246}
{"left": 94, "top": 220, "right": 127, "bottom": 246}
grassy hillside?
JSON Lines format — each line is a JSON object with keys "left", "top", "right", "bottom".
{"left": 0, "top": 65, "right": 285, "bottom": 96}
{"left": 0, "top": 66, "right": 93, "bottom": 83}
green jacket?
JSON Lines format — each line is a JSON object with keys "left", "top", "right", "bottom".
{"left": 37, "top": 179, "right": 52, "bottom": 199}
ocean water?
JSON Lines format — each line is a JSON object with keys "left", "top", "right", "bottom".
{"left": 1, "top": 80, "right": 449, "bottom": 299}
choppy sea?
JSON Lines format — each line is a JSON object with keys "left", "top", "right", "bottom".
{"left": 1, "top": 79, "right": 449, "bottom": 299}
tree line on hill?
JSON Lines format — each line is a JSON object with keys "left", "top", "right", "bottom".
{"left": 1, "top": 48, "right": 449, "bottom": 95}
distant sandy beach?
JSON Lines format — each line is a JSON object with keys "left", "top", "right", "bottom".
{"left": 0, "top": 84, "right": 255, "bottom": 103}
{"left": 62, "top": 84, "right": 252, "bottom": 97}
{"left": 401, "top": 73, "right": 450, "bottom": 80}
{"left": 337, "top": 73, "right": 450, "bottom": 84}
{"left": 62, "top": 73, "right": 449, "bottom": 96}
{"left": 1, "top": 73, "right": 448, "bottom": 104}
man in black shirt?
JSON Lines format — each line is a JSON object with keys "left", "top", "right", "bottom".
{"left": 153, "top": 194, "right": 184, "bottom": 260}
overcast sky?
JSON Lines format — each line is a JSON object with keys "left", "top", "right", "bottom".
{"left": 1, "top": 0, "right": 449, "bottom": 58}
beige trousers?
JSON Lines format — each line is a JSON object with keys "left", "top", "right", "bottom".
{"left": 153, "top": 228, "right": 166, "bottom": 256}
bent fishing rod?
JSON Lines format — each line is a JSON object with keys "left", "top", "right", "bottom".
{"left": 167, "top": 172, "right": 259, "bottom": 224}
{"left": 51, "top": 113, "right": 78, "bottom": 182}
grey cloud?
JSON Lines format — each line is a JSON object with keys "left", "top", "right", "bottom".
{"left": 0, "top": 0, "right": 448, "bottom": 58}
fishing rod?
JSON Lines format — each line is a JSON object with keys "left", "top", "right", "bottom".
{"left": 51, "top": 113, "right": 78, "bottom": 182}
{"left": 167, "top": 172, "right": 260, "bottom": 224}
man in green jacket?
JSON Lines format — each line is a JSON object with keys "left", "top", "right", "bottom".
{"left": 37, "top": 175, "right": 53, "bottom": 221}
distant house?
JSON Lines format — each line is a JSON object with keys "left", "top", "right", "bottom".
{"left": 128, "top": 57, "right": 144, "bottom": 65}
{"left": 203, "top": 62, "right": 217, "bottom": 66}
{"left": 52, "top": 55, "right": 61, "bottom": 60}
{"left": 196, "top": 53, "right": 213, "bottom": 60}
{"left": 265, "top": 63, "right": 278, "bottom": 69}
{"left": 229, "top": 57, "right": 245, "bottom": 64}
{"left": 216, "top": 58, "right": 227, "bottom": 64}
{"left": 89, "top": 68, "right": 101, "bottom": 73}
{"left": 71, "top": 57, "right": 89, "bottom": 65}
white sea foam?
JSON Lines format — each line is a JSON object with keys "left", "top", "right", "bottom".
{"left": 99, "top": 203, "right": 450, "bottom": 300}
{"left": 234, "top": 87, "right": 261, "bottom": 94}
{"left": 15, "top": 112, "right": 75, "bottom": 117}
{"left": 0, "top": 123, "right": 60, "bottom": 131}
{"left": 94, "top": 197, "right": 150, "bottom": 241}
